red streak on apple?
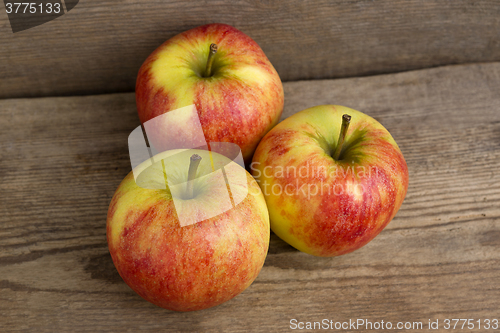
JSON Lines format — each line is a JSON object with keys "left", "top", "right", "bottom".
{"left": 299, "top": 166, "right": 394, "bottom": 256}
{"left": 193, "top": 78, "right": 277, "bottom": 154}
{"left": 266, "top": 129, "right": 296, "bottom": 157}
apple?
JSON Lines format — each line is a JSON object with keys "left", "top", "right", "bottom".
{"left": 107, "top": 148, "right": 270, "bottom": 311}
{"left": 135, "top": 23, "right": 284, "bottom": 164}
{"left": 251, "top": 105, "right": 409, "bottom": 257}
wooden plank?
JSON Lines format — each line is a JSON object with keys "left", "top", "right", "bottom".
{"left": 1, "top": 0, "right": 500, "bottom": 99}
{"left": 1, "top": 62, "right": 500, "bottom": 332}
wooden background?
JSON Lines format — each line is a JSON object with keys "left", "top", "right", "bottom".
{"left": 0, "top": 0, "right": 500, "bottom": 98}
{"left": 2, "top": 0, "right": 500, "bottom": 331}
{"left": 1, "top": 62, "right": 500, "bottom": 332}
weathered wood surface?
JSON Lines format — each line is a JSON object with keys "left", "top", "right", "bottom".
{"left": 1, "top": 62, "right": 500, "bottom": 332}
{"left": 1, "top": 0, "right": 500, "bottom": 99}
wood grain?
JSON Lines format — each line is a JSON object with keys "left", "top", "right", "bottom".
{"left": 1, "top": 0, "right": 500, "bottom": 99}
{"left": 1, "top": 62, "right": 500, "bottom": 332}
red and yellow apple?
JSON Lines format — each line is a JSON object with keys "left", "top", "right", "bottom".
{"left": 251, "top": 105, "right": 409, "bottom": 257}
{"left": 107, "top": 149, "right": 270, "bottom": 311}
{"left": 135, "top": 23, "right": 284, "bottom": 164}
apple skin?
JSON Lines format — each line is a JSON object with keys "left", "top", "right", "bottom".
{"left": 136, "top": 23, "right": 284, "bottom": 164}
{"left": 107, "top": 150, "right": 270, "bottom": 311}
{"left": 251, "top": 105, "right": 409, "bottom": 257}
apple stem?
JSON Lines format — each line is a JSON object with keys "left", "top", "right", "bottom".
{"left": 204, "top": 43, "right": 218, "bottom": 77}
{"left": 332, "top": 114, "right": 351, "bottom": 161}
{"left": 186, "top": 154, "right": 202, "bottom": 199}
